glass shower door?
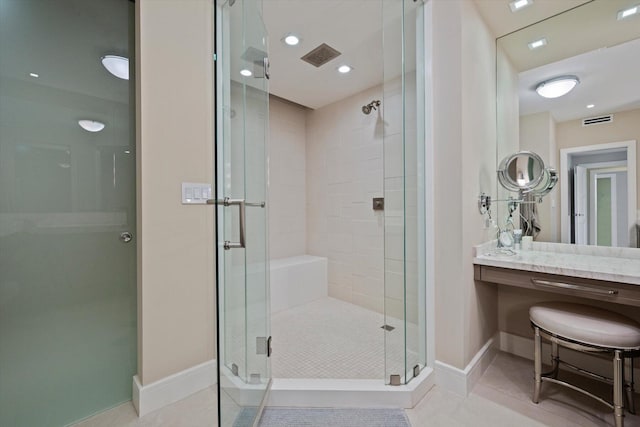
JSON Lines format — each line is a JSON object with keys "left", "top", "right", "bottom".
{"left": 382, "top": 0, "right": 426, "bottom": 385}
{"left": 216, "top": 0, "right": 271, "bottom": 426}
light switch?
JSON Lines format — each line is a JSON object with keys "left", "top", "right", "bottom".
{"left": 182, "top": 182, "right": 212, "bottom": 204}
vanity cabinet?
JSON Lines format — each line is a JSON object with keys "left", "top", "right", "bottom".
{"left": 474, "top": 264, "right": 640, "bottom": 307}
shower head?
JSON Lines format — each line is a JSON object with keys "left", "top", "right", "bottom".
{"left": 362, "top": 100, "right": 381, "bottom": 115}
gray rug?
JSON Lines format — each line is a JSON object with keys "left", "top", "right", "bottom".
{"left": 257, "top": 407, "right": 411, "bottom": 427}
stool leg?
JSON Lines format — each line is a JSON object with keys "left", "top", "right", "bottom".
{"left": 625, "top": 357, "right": 636, "bottom": 415}
{"left": 550, "top": 341, "right": 560, "bottom": 379}
{"left": 614, "top": 350, "right": 624, "bottom": 427}
{"left": 533, "top": 327, "right": 542, "bottom": 404}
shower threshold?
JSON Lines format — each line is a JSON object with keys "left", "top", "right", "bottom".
{"left": 267, "top": 368, "right": 435, "bottom": 409}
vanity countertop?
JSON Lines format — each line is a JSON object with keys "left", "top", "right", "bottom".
{"left": 473, "top": 241, "right": 640, "bottom": 286}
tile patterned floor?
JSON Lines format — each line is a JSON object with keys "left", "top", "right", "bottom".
{"left": 271, "top": 297, "right": 419, "bottom": 379}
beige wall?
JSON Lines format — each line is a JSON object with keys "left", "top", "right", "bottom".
{"left": 269, "top": 96, "right": 307, "bottom": 260}
{"left": 136, "top": 0, "right": 215, "bottom": 385}
{"left": 431, "top": 0, "right": 498, "bottom": 369}
{"left": 556, "top": 108, "right": 640, "bottom": 213}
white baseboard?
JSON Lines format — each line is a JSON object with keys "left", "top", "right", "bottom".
{"left": 435, "top": 334, "right": 498, "bottom": 396}
{"left": 267, "top": 367, "right": 435, "bottom": 409}
{"left": 132, "top": 359, "right": 217, "bottom": 417}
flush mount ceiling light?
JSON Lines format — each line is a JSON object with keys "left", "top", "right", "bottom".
{"left": 29, "top": 72, "right": 39, "bottom": 78}
{"left": 617, "top": 4, "right": 638, "bottom": 20}
{"left": 101, "top": 55, "right": 129, "bottom": 80}
{"left": 535, "top": 75, "right": 579, "bottom": 99}
{"left": 240, "top": 69, "right": 252, "bottom": 77}
{"left": 78, "top": 119, "right": 105, "bottom": 133}
{"left": 337, "top": 65, "right": 352, "bottom": 74}
{"left": 587, "top": 104, "right": 595, "bottom": 109}
{"left": 282, "top": 33, "right": 300, "bottom": 46}
{"left": 528, "top": 38, "right": 547, "bottom": 50}
{"left": 509, "top": 0, "right": 533, "bottom": 12}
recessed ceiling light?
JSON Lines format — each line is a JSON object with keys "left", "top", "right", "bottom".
{"left": 78, "top": 120, "right": 106, "bottom": 132}
{"left": 283, "top": 34, "right": 300, "bottom": 46}
{"left": 101, "top": 55, "right": 129, "bottom": 80}
{"left": 527, "top": 38, "right": 547, "bottom": 50}
{"left": 124, "top": 150, "right": 131, "bottom": 154}
{"left": 337, "top": 65, "right": 352, "bottom": 74}
{"left": 29, "top": 72, "right": 39, "bottom": 78}
{"left": 509, "top": 0, "right": 533, "bottom": 12}
{"left": 587, "top": 104, "right": 595, "bottom": 109}
{"left": 535, "top": 75, "right": 579, "bottom": 99}
{"left": 240, "top": 69, "right": 252, "bottom": 77}
{"left": 617, "top": 5, "right": 638, "bottom": 20}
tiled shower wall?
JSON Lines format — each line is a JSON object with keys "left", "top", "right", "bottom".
{"left": 269, "top": 76, "right": 418, "bottom": 320}
{"left": 305, "top": 85, "right": 387, "bottom": 314}
{"left": 268, "top": 96, "right": 307, "bottom": 260}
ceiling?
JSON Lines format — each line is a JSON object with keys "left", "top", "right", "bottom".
{"left": 260, "top": 0, "right": 417, "bottom": 110}
{"left": 494, "top": 0, "right": 640, "bottom": 122}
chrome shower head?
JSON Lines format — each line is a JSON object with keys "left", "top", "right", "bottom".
{"left": 362, "top": 100, "right": 381, "bottom": 115}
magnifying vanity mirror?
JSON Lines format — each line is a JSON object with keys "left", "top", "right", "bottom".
{"left": 498, "top": 151, "right": 545, "bottom": 192}
{"left": 496, "top": 0, "right": 640, "bottom": 247}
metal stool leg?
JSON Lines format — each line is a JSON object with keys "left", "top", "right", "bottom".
{"left": 533, "top": 326, "right": 542, "bottom": 403}
{"left": 550, "top": 341, "right": 560, "bottom": 379}
{"left": 614, "top": 350, "right": 625, "bottom": 427}
{"left": 625, "top": 357, "right": 636, "bottom": 415}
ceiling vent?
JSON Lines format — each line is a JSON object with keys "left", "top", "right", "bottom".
{"left": 582, "top": 114, "right": 613, "bottom": 126}
{"left": 301, "top": 43, "right": 341, "bottom": 68}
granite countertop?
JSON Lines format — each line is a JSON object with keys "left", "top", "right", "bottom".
{"left": 473, "top": 241, "right": 640, "bottom": 286}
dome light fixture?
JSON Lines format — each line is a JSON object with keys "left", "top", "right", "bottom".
{"left": 535, "top": 75, "right": 579, "bottom": 99}
{"left": 78, "top": 120, "right": 106, "bottom": 133}
{"left": 101, "top": 55, "right": 129, "bottom": 80}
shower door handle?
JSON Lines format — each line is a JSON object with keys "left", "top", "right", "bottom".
{"left": 207, "top": 197, "right": 245, "bottom": 250}
{"left": 264, "top": 57, "right": 270, "bottom": 80}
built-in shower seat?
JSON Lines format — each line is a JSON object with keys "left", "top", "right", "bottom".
{"left": 529, "top": 302, "right": 640, "bottom": 427}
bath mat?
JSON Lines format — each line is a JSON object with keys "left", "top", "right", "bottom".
{"left": 257, "top": 407, "right": 411, "bottom": 427}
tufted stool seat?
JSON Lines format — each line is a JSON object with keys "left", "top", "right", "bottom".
{"left": 529, "top": 302, "right": 640, "bottom": 427}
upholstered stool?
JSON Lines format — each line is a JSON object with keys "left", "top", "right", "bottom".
{"left": 529, "top": 302, "right": 640, "bottom": 427}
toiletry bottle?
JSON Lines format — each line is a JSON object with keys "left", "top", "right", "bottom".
{"left": 513, "top": 229, "right": 522, "bottom": 251}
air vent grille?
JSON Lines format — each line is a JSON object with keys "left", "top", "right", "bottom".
{"left": 582, "top": 115, "right": 613, "bottom": 126}
{"left": 301, "top": 43, "right": 341, "bottom": 68}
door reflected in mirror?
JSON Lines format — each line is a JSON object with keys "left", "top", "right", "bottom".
{"left": 496, "top": 0, "right": 640, "bottom": 247}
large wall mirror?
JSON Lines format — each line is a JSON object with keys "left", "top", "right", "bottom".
{"left": 497, "top": 0, "right": 640, "bottom": 248}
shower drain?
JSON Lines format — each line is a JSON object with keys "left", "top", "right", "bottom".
{"left": 380, "top": 324, "right": 395, "bottom": 331}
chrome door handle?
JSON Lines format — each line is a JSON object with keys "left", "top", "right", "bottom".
{"left": 264, "top": 57, "right": 270, "bottom": 80}
{"left": 120, "top": 231, "right": 133, "bottom": 243}
{"left": 207, "top": 197, "right": 246, "bottom": 250}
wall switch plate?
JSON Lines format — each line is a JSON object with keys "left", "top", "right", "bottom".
{"left": 182, "top": 182, "right": 212, "bottom": 204}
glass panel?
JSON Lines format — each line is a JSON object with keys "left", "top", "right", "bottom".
{"left": 383, "top": 0, "right": 425, "bottom": 385}
{"left": 0, "top": 1, "right": 136, "bottom": 426}
{"left": 217, "top": 0, "right": 270, "bottom": 425}
{"left": 596, "top": 177, "right": 612, "bottom": 246}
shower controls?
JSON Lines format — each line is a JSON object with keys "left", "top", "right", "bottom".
{"left": 373, "top": 197, "right": 384, "bottom": 211}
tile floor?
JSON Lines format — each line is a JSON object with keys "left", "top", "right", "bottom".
{"left": 75, "top": 351, "right": 640, "bottom": 426}
{"left": 271, "top": 297, "right": 419, "bottom": 379}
